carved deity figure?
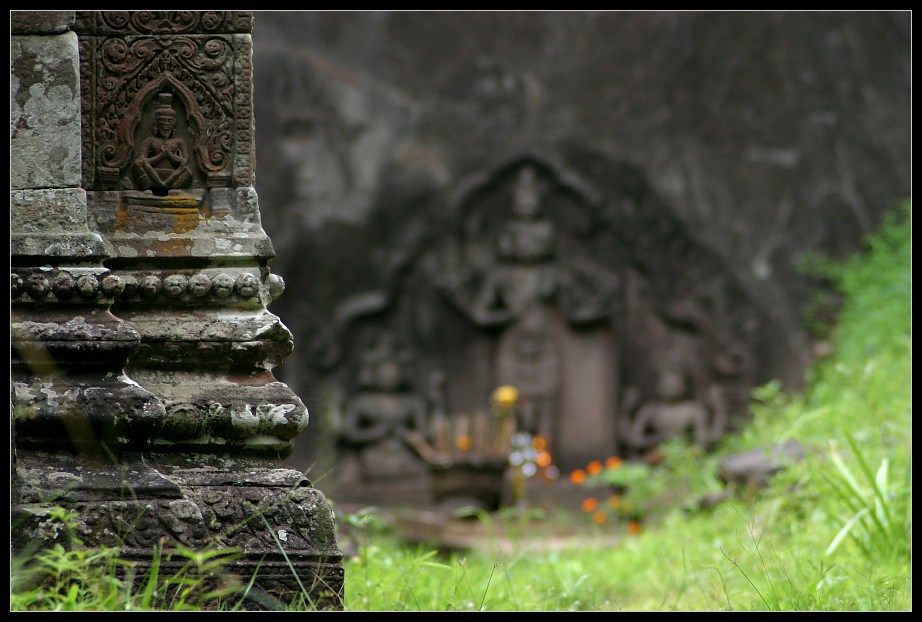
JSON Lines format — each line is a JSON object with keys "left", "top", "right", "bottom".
{"left": 452, "top": 166, "right": 562, "bottom": 439}
{"left": 437, "top": 163, "right": 623, "bottom": 462}
{"left": 442, "top": 166, "right": 558, "bottom": 325}
{"left": 340, "top": 334, "right": 428, "bottom": 478}
{"left": 132, "top": 92, "right": 193, "bottom": 192}
{"left": 621, "top": 357, "right": 727, "bottom": 458}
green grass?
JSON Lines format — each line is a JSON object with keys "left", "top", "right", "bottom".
{"left": 10, "top": 507, "right": 249, "bottom": 611}
{"left": 11, "top": 200, "right": 911, "bottom": 611}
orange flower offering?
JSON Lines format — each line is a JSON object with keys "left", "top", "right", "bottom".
{"left": 628, "top": 520, "right": 643, "bottom": 536}
{"left": 455, "top": 435, "right": 472, "bottom": 451}
{"left": 581, "top": 497, "right": 599, "bottom": 512}
{"left": 607, "top": 495, "right": 621, "bottom": 509}
{"left": 536, "top": 451, "right": 552, "bottom": 467}
{"left": 569, "top": 468, "right": 586, "bottom": 485}
{"left": 532, "top": 435, "right": 548, "bottom": 451}
{"left": 592, "top": 510, "right": 607, "bottom": 525}
{"left": 587, "top": 460, "right": 603, "bottom": 475}
{"left": 605, "top": 456, "right": 622, "bottom": 470}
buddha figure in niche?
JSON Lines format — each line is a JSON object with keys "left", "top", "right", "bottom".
{"left": 132, "top": 92, "right": 193, "bottom": 193}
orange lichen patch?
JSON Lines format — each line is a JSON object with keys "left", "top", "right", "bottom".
{"left": 116, "top": 193, "right": 204, "bottom": 235}
{"left": 536, "top": 451, "right": 552, "bottom": 467}
{"left": 628, "top": 520, "right": 643, "bottom": 536}
{"left": 581, "top": 497, "right": 599, "bottom": 512}
{"left": 225, "top": 371, "right": 275, "bottom": 386}
{"left": 158, "top": 195, "right": 201, "bottom": 209}
{"left": 607, "top": 495, "right": 621, "bottom": 510}
{"left": 605, "top": 456, "right": 622, "bottom": 470}
{"left": 569, "top": 469, "right": 586, "bottom": 485}
{"left": 152, "top": 237, "right": 195, "bottom": 256}
{"left": 592, "top": 510, "right": 607, "bottom": 525}
{"left": 455, "top": 435, "right": 472, "bottom": 451}
{"left": 587, "top": 460, "right": 603, "bottom": 475}
{"left": 114, "top": 206, "right": 134, "bottom": 233}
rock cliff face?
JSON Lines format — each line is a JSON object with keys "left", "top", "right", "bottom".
{"left": 249, "top": 11, "right": 910, "bottom": 485}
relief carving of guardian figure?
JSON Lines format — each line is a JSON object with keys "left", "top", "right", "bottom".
{"left": 620, "top": 354, "right": 727, "bottom": 461}
{"left": 340, "top": 333, "right": 429, "bottom": 480}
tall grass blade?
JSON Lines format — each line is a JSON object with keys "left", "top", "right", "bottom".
{"left": 826, "top": 507, "right": 870, "bottom": 556}
{"left": 844, "top": 433, "right": 894, "bottom": 528}
{"left": 139, "top": 543, "right": 162, "bottom": 609}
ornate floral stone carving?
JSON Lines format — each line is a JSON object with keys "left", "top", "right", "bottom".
{"left": 76, "top": 10, "right": 254, "bottom": 199}
{"left": 74, "top": 11, "right": 253, "bottom": 36}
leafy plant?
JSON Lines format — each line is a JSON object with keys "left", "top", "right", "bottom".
{"left": 820, "top": 434, "right": 912, "bottom": 561}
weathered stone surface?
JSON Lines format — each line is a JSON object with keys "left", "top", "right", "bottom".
{"left": 72, "top": 11, "right": 303, "bottom": 456}
{"left": 13, "top": 454, "right": 343, "bottom": 611}
{"left": 10, "top": 11, "right": 76, "bottom": 35}
{"left": 12, "top": 11, "right": 343, "bottom": 610}
{"left": 10, "top": 32, "right": 82, "bottom": 189}
{"left": 10, "top": 189, "right": 108, "bottom": 258}
{"left": 11, "top": 189, "right": 92, "bottom": 232}
{"left": 122, "top": 370, "right": 309, "bottom": 450}
{"left": 85, "top": 188, "right": 273, "bottom": 260}
{"left": 14, "top": 452, "right": 182, "bottom": 504}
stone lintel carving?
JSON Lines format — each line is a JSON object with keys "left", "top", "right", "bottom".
{"left": 74, "top": 11, "right": 253, "bottom": 36}
{"left": 430, "top": 157, "right": 621, "bottom": 467}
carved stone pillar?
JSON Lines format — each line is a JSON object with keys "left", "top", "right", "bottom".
{"left": 11, "top": 11, "right": 343, "bottom": 610}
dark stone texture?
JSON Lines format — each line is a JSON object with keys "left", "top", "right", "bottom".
{"left": 11, "top": 11, "right": 76, "bottom": 34}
